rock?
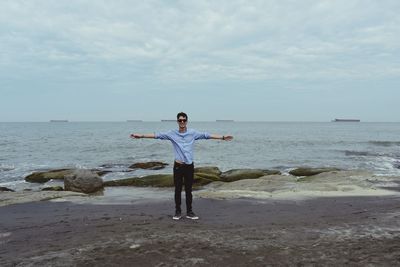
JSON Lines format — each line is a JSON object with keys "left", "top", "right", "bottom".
{"left": 41, "top": 186, "right": 64, "bottom": 191}
{"left": 193, "top": 177, "right": 214, "bottom": 189}
{"left": 129, "top": 161, "right": 168, "bottom": 170}
{"left": 103, "top": 177, "right": 137, "bottom": 187}
{"left": 0, "top": 191, "right": 85, "bottom": 207}
{"left": 262, "top": 169, "right": 282, "bottom": 175}
{"left": 193, "top": 166, "right": 222, "bottom": 182}
{"left": 25, "top": 169, "right": 76, "bottom": 183}
{"left": 220, "top": 169, "right": 269, "bottom": 182}
{"left": 194, "top": 173, "right": 220, "bottom": 181}
{"left": 289, "top": 167, "right": 340, "bottom": 177}
{"left": 296, "top": 170, "right": 371, "bottom": 182}
{"left": 0, "top": 187, "right": 14, "bottom": 192}
{"left": 104, "top": 174, "right": 174, "bottom": 187}
{"left": 104, "top": 174, "right": 213, "bottom": 188}
{"left": 64, "top": 170, "right": 103, "bottom": 193}
{"left": 194, "top": 166, "right": 222, "bottom": 176}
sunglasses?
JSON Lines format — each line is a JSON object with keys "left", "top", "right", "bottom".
{"left": 177, "top": 119, "right": 187, "bottom": 123}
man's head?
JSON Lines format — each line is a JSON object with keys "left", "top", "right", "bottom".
{"left": 177, "top": 112, "right": 188, "bottom": 121}
{"left": 177, "top": 112, "right": 188, "bottom": 129}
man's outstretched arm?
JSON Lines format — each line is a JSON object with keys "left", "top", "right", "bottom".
{"left": 130, "top": 133, "right": 155, "bottom": 139}
{"left": 209, "top": 134, "right": 233, "bottom": 141}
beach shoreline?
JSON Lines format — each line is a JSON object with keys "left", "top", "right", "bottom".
{"left": 1, "top": 194, "right": 400, "bottom": 266}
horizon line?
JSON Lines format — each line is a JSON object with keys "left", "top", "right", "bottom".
{"left": 1, "top": 120, "right": 399, "bottom": 123}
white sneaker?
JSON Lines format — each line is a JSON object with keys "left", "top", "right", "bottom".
{"left": 186, "top": 211, "right": 199, "bottom": 220}
{"left": 173, "top": 211, "right": 182, "bottom": 220}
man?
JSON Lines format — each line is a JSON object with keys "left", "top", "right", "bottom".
{"left": 130, "top": 112, "right": 233, "bottom": 220}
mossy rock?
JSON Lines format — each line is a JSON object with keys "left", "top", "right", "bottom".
{"left": 194, "top": 173, "right": 221, "bottom": 181}
{"left": 129, "top": 161, "right": 168, "bottom": 170}
{"left": 289, "top": 167, "right": 340, "bottom": 177}
{"left": 103, "top": 177, "right": 138, "bottom": 187}
{"left": 41, "top": 186, "right": 64, "bottom": 191}
{"left": 194, "top": 166, "right": 221, "bottom": 176}
{"left": 104, "top": 174, "right": 174, "bottom": 187}
{"left": 220, "top": 169, "right": 266, "bottom": 182}
{"left": 25, "top": 169, "right": 76, "bottom": 183}
{"left": 104, "top": 174, "right": 214, "bottom": 188}
{"left": 263, "top": 169, "right": 282, "bottom": 175}
{"left": 193, "top": 176, "right": 214, "bottom": 186}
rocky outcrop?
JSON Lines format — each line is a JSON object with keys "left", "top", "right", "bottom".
{"left": 41, "top": 186, "right": 64, "bottom": 191}
{"left": 289, "top": 167, "right": 340, "bottom": 177}
{"left": 25, "top": 168, "right": 109, "bottom": 183}
{"left": 194, "top": 166, "right": 222, "bottom": 176}
{"left": 104, "top": 173, "right": 214, "bottom": 188}
{"left": 194, "top": 166, "right": 222, "bottom": 181}
{"left": 129, "top": 162, "right": 168, "bottom": 170}
{"left": 64, "top": 170, "right": 103, "bottom": 193}
{"left": 104, "top": 174, "right": 174, "bottom": 187}
{"left": 0, "top": 187, "right": 14, "bottom": 192}
{"left": 262, "top": 169, "right": 282, "bottom": 175}
{"left": 194, "top": 173, "right": 220, "bottom": 181}
{"left": 0, "top": 191, "right": 85, "bottom": 207}
{"left": 220, "top": 169, "right": 280, "bottom": 182}
{"left": 25, "top": 169, "right": 76, "bottom": 183}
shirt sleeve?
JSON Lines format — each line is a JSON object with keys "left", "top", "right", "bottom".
{"left": 193, "top": 130, "right": 211, "bottom": 140}
{"left": 154, "top": 131, "right": 172, "bottom": 140}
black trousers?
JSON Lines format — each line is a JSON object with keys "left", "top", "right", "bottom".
{"left": 173, "top": 162, "right": 194, "bottom": 213}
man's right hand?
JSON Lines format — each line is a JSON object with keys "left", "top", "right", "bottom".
{"left": 130, "top": 133, "right": 142, "bottom": 139}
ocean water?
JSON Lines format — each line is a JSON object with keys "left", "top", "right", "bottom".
{"left": 1, "top": 121, "right": 400, "bottom": 190}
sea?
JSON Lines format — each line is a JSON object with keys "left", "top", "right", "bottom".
{"left": 1, "top": 121, "right": 400, "bottom": 191}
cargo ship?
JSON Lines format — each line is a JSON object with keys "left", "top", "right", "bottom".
{"left": 50, "top": 120, "right": 68, "bottom": 122}
{"left": 332, "top": 119, "right": 360, "bottom": 122}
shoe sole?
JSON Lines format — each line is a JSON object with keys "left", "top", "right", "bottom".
{"left": 186, "top": 216, "right": 199, "bottom": 220}
{"left": 172, "top": 216, "right": 181, "bottom": 220}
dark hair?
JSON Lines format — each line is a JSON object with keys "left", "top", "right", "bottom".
{"left": 177, "top": 112, "right": 188, "bottom": 120}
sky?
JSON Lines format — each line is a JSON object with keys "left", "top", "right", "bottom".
{"left": 1, "top": 0, "right": 399, "bottom": 122}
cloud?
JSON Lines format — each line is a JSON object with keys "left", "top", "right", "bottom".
{"left": 0, "top": 0, "right": 399, "bottom": 85}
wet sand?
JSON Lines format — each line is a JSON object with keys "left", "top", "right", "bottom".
{"left": 1, "top": 196, "right": 400, "bottom": 266}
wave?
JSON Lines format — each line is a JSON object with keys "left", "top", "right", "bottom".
{"left": 344, "top": 151, "right": 383, "bottom": 157}
{"left": 368, "top": 141, "right": 400, "bottom": 147}
{"left": 344, "top": 150, "right": 400, "bottom": 158}
{"left": 394, "top": 161, "right": 400, "bottom": 169}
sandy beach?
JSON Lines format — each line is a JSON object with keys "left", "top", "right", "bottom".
{"left": 1, "top": 191, "right": 400, "bottom": 266}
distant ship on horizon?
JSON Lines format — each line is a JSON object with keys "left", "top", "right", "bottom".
{"left": 50, "top": 120, "right": 68, "bottom": 122}
{"left": 332, "top": 118, "right": 360, "bottom": 122}
{"left": 216, "top": 120, "right": 234, "bottom": 122}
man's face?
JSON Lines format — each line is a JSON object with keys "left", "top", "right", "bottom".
{"left": 177, "top": 116, "right": 187, "bottom": 128}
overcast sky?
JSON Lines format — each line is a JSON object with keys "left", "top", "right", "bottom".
{"left": 1, "top": 0, "right": 399, "bottom": 122}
